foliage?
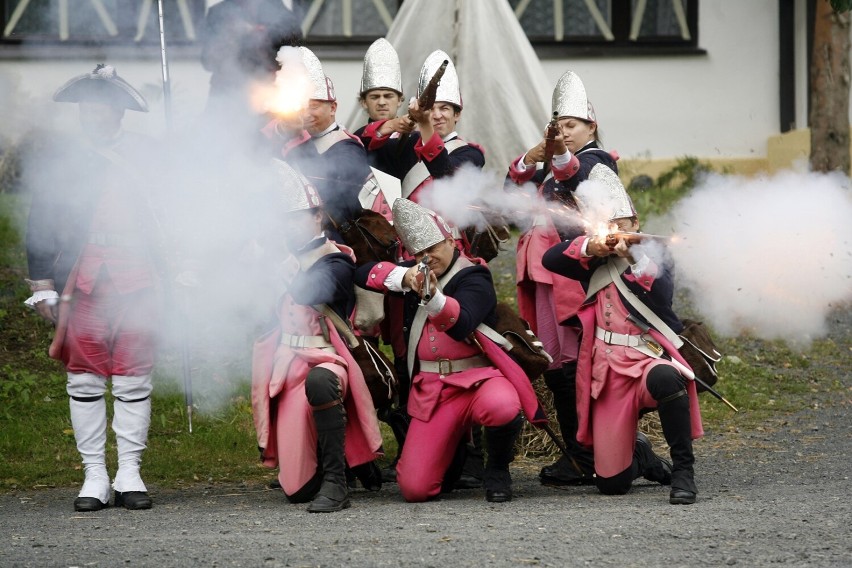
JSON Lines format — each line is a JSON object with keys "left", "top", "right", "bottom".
{"left": 830, "top": 0, "right": 852, "bottom": 13}
{"left": 628, "top": 156, "right": 714, "bottom": 220}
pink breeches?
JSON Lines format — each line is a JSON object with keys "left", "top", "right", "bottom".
{"left": 397, "top": 376, "right": 521, "bottom": 502}
{"left": 534, "top": 283, "right": 579, "bottom": 369}
{"left": 62, "top": 277, "right": 156, "bottom": 377}
{"left": 591, "top": 371, "right": 659, "bottom": 478}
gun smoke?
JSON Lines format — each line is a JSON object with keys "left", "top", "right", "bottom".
{"left": 652, "top": 169, "right": 852, "bottom": 347}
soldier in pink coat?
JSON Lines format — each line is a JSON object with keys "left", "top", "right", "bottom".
{"left": 542, "top": 165, "right": 702, "bottom": 505}
{"left": 354, "top": 199, "right": 547, "bottom": 503}
{"left": 507, "top": 70, "right": 618, "bottom": 487}
{"left": 251, "top": 161, "right": 383, "bottom": 513}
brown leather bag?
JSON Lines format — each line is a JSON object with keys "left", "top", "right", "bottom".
{"left": 479, "top": 302, "right": 553, "bottom": 382}
{"left": 348, "top": 337, "right": 398, "bottom": 410}
{"left": 315, "top": 304, "right": 398, "bottom": 410}
{"left": 678, "top": 319, "right": 722, "bottom": 392}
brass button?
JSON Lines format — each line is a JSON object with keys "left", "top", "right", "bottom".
{"left": 377, "top": 263, "right": 383, "bottom": 269}
{"left": 449, "top": 317, "right": 456, "bottom": 323}
{"left": 431, "top": 346, "right": 437, "bottom": 353}
{"left": 430, "top": 336, "right": 435, "bottom": 342}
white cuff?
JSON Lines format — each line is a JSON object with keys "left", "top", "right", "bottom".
{"left": 580, "top": 237, "right": 592, "bottom": 257}
{"left": 385, "top": 266, "right": 409, "bottom": 292}
{"left": 424, "top": 288, "right": 446, "bottom": 316}
{"left": 515, "top": 155, "right": 531, "bottom": 171}
{"left": 24, "top": 290, "right": 59, "bottom": 308}
{"left": 631, "top": 254, "right": 651, "bottom": 277}
{"left": 552, "top": 150, "right": 573, "bottom": 168}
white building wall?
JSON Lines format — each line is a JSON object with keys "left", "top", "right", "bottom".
{"left": 0, "top": 0, "right": 844, "bottom": 166}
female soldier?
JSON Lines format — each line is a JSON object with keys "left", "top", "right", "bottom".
{"left": 507, "top": 70, "right": 617, "bottom": 486}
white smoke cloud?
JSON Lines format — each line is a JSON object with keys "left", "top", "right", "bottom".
{"left": 418, "top": 162, "right": 584, "bottom": 234}
{"left": 655, "top": 169, "right": 852, "bottom": 346}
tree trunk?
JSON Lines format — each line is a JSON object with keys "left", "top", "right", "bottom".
{"left": 809, "top": 1, "right": 851, "bottom": 174}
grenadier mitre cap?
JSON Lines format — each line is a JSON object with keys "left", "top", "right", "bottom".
{"left": 585, "top": 164, "right": 636, "bottom": 220}
{"left": 360, "top": 38, "right": 402, "bottom": 96}
{"left": 552, "top": 70, "right": 595, "bottom": 123}
{"left": 53, "top": 64, "right": 148, "bottom": 112}
{"left": 418, "top": 49, "right": 462, "bottom": 109}
{"left": 298, "top": 47, "right": 335, "bottom": 102}
{"left": 273, "top": 159, "right": 322, "bottom": 212}
{"left": 392, "top": 198, "right": 453, "bottom": 255}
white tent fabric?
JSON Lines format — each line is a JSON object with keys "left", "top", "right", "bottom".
{"left": 344, "top": 0, "right": 552, "bottom": 174}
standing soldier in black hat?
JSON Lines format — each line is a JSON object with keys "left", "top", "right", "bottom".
{"left": 24, "top": 64, "right": 159, "bottom": 512}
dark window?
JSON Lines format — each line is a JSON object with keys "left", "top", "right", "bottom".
{"left": 1, "top": 0, "right": 206, "bottom": 44}
{"left": 1, "top": 0, "right": 697, "bottom": 55}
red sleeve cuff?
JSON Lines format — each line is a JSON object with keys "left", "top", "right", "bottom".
{"left": 428, "top": 296, "right": 461, "bottom": 330}
{"left": 564, "top": 236, "right": 594, "bottom": 269}
{"left": 552, "top": 154, "right": 581, "bottom": 181}
{"left": 364, "top": 261, "right": 397, "bottom": 292}
{"left": 508, "top": 154, "right": 537, "bottom": 185}
{"left": 364, "top": 119, "right": 391, "bottom": 150}
{"left": 414, "top": 132, "right": 445, "bottom": 163}
{"left": 623, "top": 261, "right": 659, "bottom": 291}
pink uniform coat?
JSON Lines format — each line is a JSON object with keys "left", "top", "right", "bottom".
{"left": 251, "top": 255, "right": 382, "bottom": 494}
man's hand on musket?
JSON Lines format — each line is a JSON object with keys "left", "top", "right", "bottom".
{"left": 407, "top": 97, "right": 431, "bottom": 127}
{"left": 376, "top": 114, "right": 417, "bottom": 138}
{"left": 403, "top": 264, "right": 438, "bottom": 301}
{"left": 586, "top": 235, "right": 632, "bottom": 258}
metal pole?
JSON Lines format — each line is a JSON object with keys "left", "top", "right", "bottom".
{"left": 155, "top": 0, "right": 192, "bottom": 432}
{"left": 157, "top": 0, "right": 173, "bottom": 129}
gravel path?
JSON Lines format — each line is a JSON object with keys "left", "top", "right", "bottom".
{"left": 1, "top": 396, "right": 850, "bottom": 568}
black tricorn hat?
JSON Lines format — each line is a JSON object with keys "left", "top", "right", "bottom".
{"left": 53, "top": 64, "right": 149, "bottom": 112}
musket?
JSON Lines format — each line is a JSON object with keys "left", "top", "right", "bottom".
{"left": 415, "top": 254, "right": 432, "bottom": 303}
{"left": 157, "top": 0, "right": 192, "bottom": 432}
{"left": 396, "top": 60, "right": 449, "bottom": 154}
{"left": 626, "top": 315, "right": 738, "bottom": 412}
{"left": 542, "top": 112, "right": 559, "bottom": 173}
{"left": 540, "top": 423, "right": 588, "bottom": 477}
{"left": 605, "top": 231, "right": 670, "bottom": 250}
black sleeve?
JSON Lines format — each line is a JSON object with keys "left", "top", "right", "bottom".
{"left": 541, "top": 241, "right": 600, "bottom": 283}
{"left": 443, "top": 265, "right": 497, "bottom": 341}
{"left": 289, "top": 253, "right": 355, "bottom": 317}
{"left": 424, "top": 143, "right": 485, "bottom": 180}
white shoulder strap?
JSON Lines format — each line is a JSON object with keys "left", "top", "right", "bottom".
{"left": 606, "top": 258, "right": 683, "bottom": 348}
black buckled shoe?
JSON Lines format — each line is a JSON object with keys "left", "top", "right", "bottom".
{"left": 114, "top": 491, "right": 152, "bottom": 510}
{"left": 539, "top": 455, "right": 596, "bottom": 486}
{"left": 454, "top": 474, "right": 484, "bottom": 490}
{"left": 670, "top": 488, "right": 697, "bottom": 505}
{"left": 483, "top": 467, "right": 513, "bottom": 503}
{"left": 485, "top": 488, "right": 512, "bottom": 503}
{"left": 74, "top": 497, "right": 108, "bottom": 512}
{"left": 307, "top": 494, "right": 351, "bottom": 513}
{"left": 635, "top": 432, "right": 673, "bottom": 486}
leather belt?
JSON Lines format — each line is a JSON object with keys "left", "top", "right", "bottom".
{"left": 280, "top": 333, "right": 334, "bottom": 349}
{"left": 419, "top": 355, "right": 490, "bottom": 375}
{"left": 595, "top": 327, "right": 644, "bottom": 347}
{"left": 87, "top": 232, "right": 145, "bottom": 248}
